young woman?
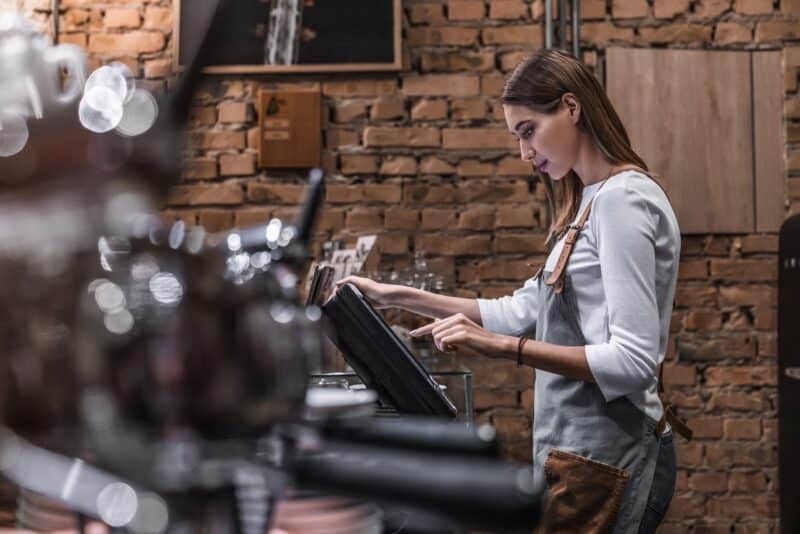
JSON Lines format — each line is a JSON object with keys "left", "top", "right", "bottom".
{"left": 334, "top": 49, "right": 684, "bottom": 533}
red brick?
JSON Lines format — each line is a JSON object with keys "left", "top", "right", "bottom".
{"left": 421, "top": 208, "right": 458, "bottom": 230}
{"left": 340, "top": 154, "right": 379, "bottom": 175}
{"left": 687, "top": 416, "right": 723, "bottom": 439}
{"left": 197, "top": 209, "right": 234, "bottom": 232}
{"left": 674, "top": 285, "right": 717, "bottom": 307}
{"left": 448, "top": 0, "right": 486, "bottom": 20}
{"left": 403, "top": 74, "right": 480, "bottom": 97}
{"left": 143, "top": 6, "right": 172, "bottom": 31}
{"left": 190, "top": 106, "right": 216, "bottom": 126}
{"left": 370, "top": 97, "right": 405, "bottom": 120}
{"left": 188, "top": 130, "right": 246, "bottom": 151}
{"left": 316, "top": 208, "right": 346, "bottom": 232}
{"left": 613, "top": 0, "right": 649, "bottom": 17}
{"left": 756, "top": 21, "right": 800, "bottom": 41}
{"left": 443, "top": 128, "right": 517, "bottom": 150}
{"left": 333, "top": 100, "right": 368, "bottom": 123}
{"left": 654, "top": 0, "right": 690, "bottom": 17}
{"left": 234, "top": 207, "right": 271, "bottom": 228}
{"left": 496, "top": 204, "right": 537, "bottom": 228}
{"left": 379, "top": 234, "right": 410, "bottom": 255}
{"left": 380, "top": 156, "right": 418, "bottom": 175}
{"left": 640, "top": 24, "right": 712, "bottom": 44}
{"left": 416, "top": 234, "right": 493, "bottom": 256}
{"left": 346, "top": 208, "right": 383, "bottom": 231}
{"left": 723, "top": 418, "right": 761, "bottom": 440}
{"left": 144, "top": 58, "right": 171, "bottom": 78}
{"left": 684, "top": 310, "right": 722, "bottom": 331}
{"left": 718, "top": 285, "right": 776, "bottom": 307}
{"left": 679, "top": 335, "right": 756, "bottom": 361}
{"left": 729, "top": 471, "right": 767, "bottom": 493}
{"left": 457, "top": 160, "right": 496, "bottom": 176}
{"left": 695, "top": 0, "right": 730, "bottom": 16}
{"left": 420, "top": 51, "right": 496, "bottom": 73}
{"left": 710, "top": 259, "right": 777, "bottom": 281}
{"left": 478, "top": 259, "right": 535, "bottom": 280}
{"left": 322, "top": 80, "right": 397, "bottom": 97}
{"left": 404, "top": 184, "right": 457, "bottom": 204}
{"left": 451, "top": 97, "right": 487, "bottom": 120}
{"left": 219, "top": 153, "right": 255, "bottom": 176}
{"left": 662, "top": 364, "right": 696, "bottom": 386}
{"left": 663, "top": 495, "right": 706, "bottom": 520}
{"left": 58, "top": 32, "right": 88, "bottom": 47}
{"left": 363, "top": 127, "right": 440, "bottom": 147}
{"left": 735, "top": 0, "right": 773, "bottom": 13}
{"left": 457, "top": 180, "right": 529, "bottom": 203}
{"left": 218, "top": 101, "right": 253, "bottom": 123}
{"left": 482, "top": 25, "right": 543, "bottom": 45}
{"left": 714, "top": 22, "right": 752, "bottom": 44}
{"left": 407, "top": 26, "right": 480, "bottom": 47}
{"left": 408, "top": 3, "right": 446, "bottom": 23}
{"left": 384, "top": 207, "right": 419, "bottom": 230}
{"left": 458, "top": 206, "right": 496, "bottom": 230}
{"left": 689, "top": 472, "right": 728, "bottom": 492}
{"left": 495, "top": 233, "right": 548, "bottom": 254}
{"left": 496, "top": 156, "right": 532, "bottom": 176}
{"left": 705, "top": 366, "right": 777, "bottom": 386}
{"left": 182, "top": 157, "right": 217, "bottom": 180}
{"left": 246, "top": 183, "right": 304, "bottom": 204}
{"left": 676, "top": 441, "right": 704, "bottom": 468}
{"left": 492, "top": 410, "right": 532, "bottom": 440}
{"left": 739, "top": 235, "right": 778, "bottom": 254}
{"left": 88, "top": 31, "right": 165, "bottom": 54}
{"left": 325, "top": 184, "right": 364, "bottom": 204}
{"left": 679, "top": 260, "right": 709, "bottom": 280}
{"left": 581, "top": 22, "right": 636, "bottom": 45}
{"left": 326, "top": 129, "right": 359, "bottom": 149}
{"left": 420, "top": 156, "right": 456, "bottom": 174}
{"left": 469, "top": 359, "right": 535, "bottom": 388}
{"left": 411, "top": 99, "right": 449, "bottom": 121}
{"left": 481, "top": 73, "right": 506, "bottom": 97}
{"left": 167, "top": 183, "right": 244, "bottom": 206}
{"left": 104, "top": 8, "right": 140, "bottom": 29}
{"left": 489, "top": 0, "right": 529, "bottom": 19}
{"left": 475, "top": 388, "right": 519, "bottom": 410}
{"left": 363, "top": 184, "right": 403, "bottom": 203}
{"left": 708, "top": 391, "right": 764, "bottom": 411}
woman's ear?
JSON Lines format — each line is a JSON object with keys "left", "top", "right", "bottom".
{"left": 562, "top": 93, "right": 580, "bottom": 124}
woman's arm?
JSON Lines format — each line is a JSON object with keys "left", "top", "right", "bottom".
{"left": 334, "top": 276, "right": 483, "bottom": 324}
{"left": 412, "top": 313, "right": 596, "bottom": 383}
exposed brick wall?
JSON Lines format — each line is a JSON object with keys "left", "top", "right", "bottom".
{"left": 13, "top": 0, "right": 800, "bottom": 531}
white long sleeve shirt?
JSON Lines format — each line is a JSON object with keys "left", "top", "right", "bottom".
{"left": 477, "top": 170, "right": 680, "bottom": 422}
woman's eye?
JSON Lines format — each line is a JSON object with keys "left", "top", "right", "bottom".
{"left": 521, "top": 127, "right": 534, "bottom": 139}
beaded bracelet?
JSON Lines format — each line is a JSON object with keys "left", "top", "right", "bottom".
{"left": 517, "top": 337, "right": 529, "bottom": 367}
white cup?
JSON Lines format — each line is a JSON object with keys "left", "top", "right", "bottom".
{"left": 0, "top": 12, "right": 87, "bottom": 118}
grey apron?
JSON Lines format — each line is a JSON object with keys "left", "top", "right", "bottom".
{"left": 531, "top": 168, "right": 664, "bottom": 533}
{"left": 533, "top": 270, "right": 660, "bottom": 533}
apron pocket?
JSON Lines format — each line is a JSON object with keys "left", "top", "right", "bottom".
{"left": 539, "top": 448, "right": 630, "bottom": 534}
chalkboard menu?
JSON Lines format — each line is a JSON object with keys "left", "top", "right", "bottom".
{"left": 174, "top": 0, "right": 402, "bottom": 74}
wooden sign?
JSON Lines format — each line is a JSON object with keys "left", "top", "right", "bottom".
{"left": 258, "top": 88, "right": 321, "bottom": 168}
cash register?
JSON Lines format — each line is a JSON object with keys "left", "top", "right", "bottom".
{"left": 308, "top": 266, "right": 457, "bottom": 419}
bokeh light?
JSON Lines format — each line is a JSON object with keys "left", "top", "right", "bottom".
{"left": 0, "top": 110, "right": 29, "bottom": 157}
{"left": 79, "top": 86, "right": 124, "bottom": 133}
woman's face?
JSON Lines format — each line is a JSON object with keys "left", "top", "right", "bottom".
{"left": 503, "top": 101, "right": 579, "bottom": 180}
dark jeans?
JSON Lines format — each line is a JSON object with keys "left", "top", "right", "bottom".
{"left": 637, "top": 431, "right": 677, "bottom": 533}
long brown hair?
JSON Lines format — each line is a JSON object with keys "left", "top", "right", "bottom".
{"left": 502, "top": 49, "right": 651, "bottom": 245}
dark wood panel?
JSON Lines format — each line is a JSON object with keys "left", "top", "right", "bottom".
{"left": 258, "top": 88, "right": 321, "bottom": 168}
{"left": 753, "top": 51, "right": 785, "bottom": 232}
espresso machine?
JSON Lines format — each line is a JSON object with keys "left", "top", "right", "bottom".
{"left": 0, "top": 1, "right": 544, "bottom": 532}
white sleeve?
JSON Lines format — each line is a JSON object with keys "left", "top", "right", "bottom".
{"left": 476, "top": 277, "right": 538, "bottom": 336}
{"left": 584, "top": 185, "right": 660, "bottom": 401}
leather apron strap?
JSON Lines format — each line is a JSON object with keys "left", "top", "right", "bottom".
{"left": 542, "top": 165, "right": 693, "bottom": 440}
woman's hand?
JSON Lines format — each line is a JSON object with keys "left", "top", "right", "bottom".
{"left": 330, "top": 276, "right": 398, "bottom": 309}
{"left": 410, "top": 313, "right": 514, "bottom": 359}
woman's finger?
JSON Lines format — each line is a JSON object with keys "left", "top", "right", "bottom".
{"left": 410, "top": 318, "right": 441, "bottom": 337}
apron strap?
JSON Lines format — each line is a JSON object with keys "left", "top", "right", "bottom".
{"left": 656, "top": 364, "right": 694, "bottom": 439}
{"left": 544, "top": 165, "right": 646, "bottom": 293}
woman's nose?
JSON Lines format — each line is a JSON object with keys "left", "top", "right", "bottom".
{"left": 520, "top": 142, "right": 535, "bottom": 161}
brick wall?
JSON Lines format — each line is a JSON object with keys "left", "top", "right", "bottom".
{"left": 13, "top": 0, "right": 800, "bottom": 531}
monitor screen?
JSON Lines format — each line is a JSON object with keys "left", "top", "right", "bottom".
{"left": 321, "top": 282, "right": 457, "bottom": 419}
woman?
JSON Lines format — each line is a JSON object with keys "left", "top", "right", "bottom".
{"left": 334, "top": 49, "right": 685, "bottom": 533}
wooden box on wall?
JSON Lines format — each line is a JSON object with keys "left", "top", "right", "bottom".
{"left": 606, "top": 48, "right": 785, "bottom": 233}
{"left": 258, "top": 88, "right": 322, "bottom": 168}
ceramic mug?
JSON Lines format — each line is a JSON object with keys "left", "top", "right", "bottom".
{"left": 0, "top": 12, "right": 86, "bottom": 118}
